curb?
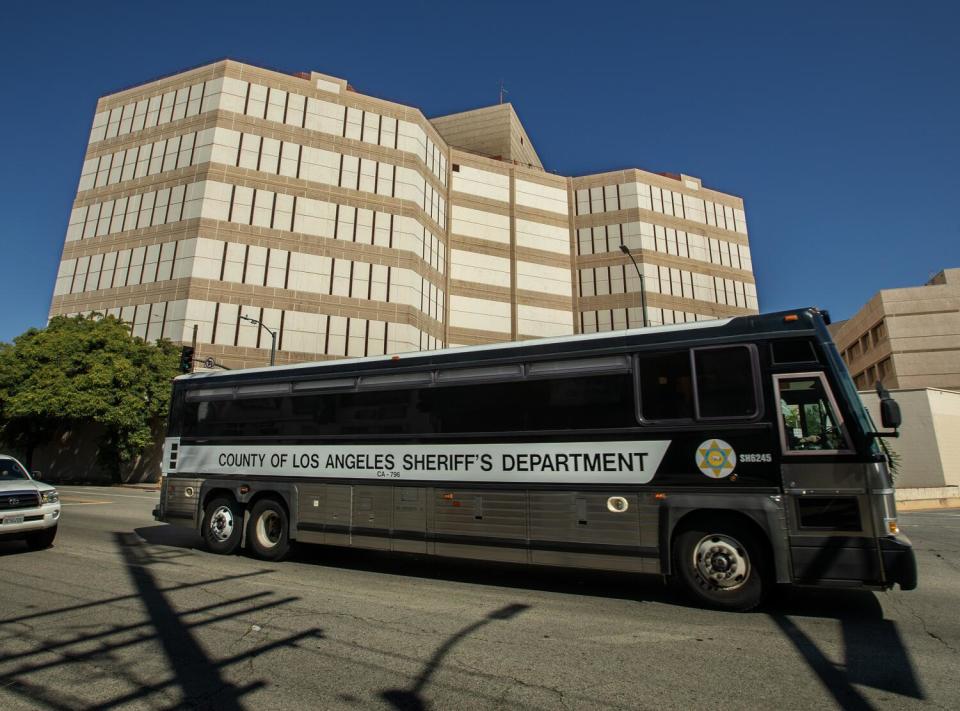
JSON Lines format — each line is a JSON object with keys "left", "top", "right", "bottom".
{"left": 897, "top": 498, "right": 960, "bottom": 512}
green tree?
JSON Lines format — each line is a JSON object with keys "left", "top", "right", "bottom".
{"left": 0, "top": 314, "right": 180, "bottom": 480}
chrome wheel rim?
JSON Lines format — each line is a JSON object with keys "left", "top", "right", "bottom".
{"left": 693, "top": 534, "right": 750, "bottom": 590}
{"left": 256, "top": 510, "right": 283, "bottom": 548}
{"left": 209, "top": 505, "right": 235, "bottom": 542}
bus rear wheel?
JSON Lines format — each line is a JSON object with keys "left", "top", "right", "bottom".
{"left": 672, "top": 522, "right": 769, "bottom": 612}
{"left": 202, "top": 497, "right": 243, "bottom": 555}
{"left": 246, "top": 498, "right": 290, "bottom": 561}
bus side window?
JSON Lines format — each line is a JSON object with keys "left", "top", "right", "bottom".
{"left": 637, "top": 351, "right": 693, "bottom": 421}
{"left": 776, "top": 376, "right": 848, "bottom": 452}
{"left": 693, "top": 346, "right": 757, "bottom": 418}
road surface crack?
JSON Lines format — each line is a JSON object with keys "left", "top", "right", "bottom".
{"left": 888, "top": 595, "right": 957, "bottom": 655}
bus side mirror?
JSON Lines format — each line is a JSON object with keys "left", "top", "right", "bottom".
{"left": 880, "top": 398, "right": 901, "bottom": 430}
{"left": 876, "top": 381, "right": 902, "bottom": 430}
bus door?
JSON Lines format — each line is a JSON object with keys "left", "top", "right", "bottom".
{"left": 773, "top": 372, "right": 882, "bottom": 586}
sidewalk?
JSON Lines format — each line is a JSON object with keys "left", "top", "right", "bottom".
{"left": 896, "top": 485, "right": 960, "bottom": 511}
{"left": 119, "top": 482, "right": 161, "bottom": 491}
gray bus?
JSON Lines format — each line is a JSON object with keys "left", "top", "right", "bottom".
{"left": 153, "top": 308, "right": 916, "bottom": 610}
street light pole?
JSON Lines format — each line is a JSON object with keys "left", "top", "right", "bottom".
{"left": 239, "top": 313, "right": 277, "bottom": 366}
{"left": 619, "top": 244, "right": 648, "bottom": 328}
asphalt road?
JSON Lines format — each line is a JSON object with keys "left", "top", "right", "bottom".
{"left": 0, "top": 487, "right": 957, "bottom": 711}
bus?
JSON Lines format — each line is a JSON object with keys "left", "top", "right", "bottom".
{"left": 153, "top": 308, "right": 917, "bottom": 610}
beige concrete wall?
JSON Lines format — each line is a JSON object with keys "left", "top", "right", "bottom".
{"left": 860, "top": 388, "right": 960, "bottom": 489}
{"left": 445, "top": 149, "right": 575, "bottom": 346}
{"left": 929, "top": 387, "right": 960, "bottom": 487}
{"left": 430, "top": 103, "right": 543, "bottom": 170}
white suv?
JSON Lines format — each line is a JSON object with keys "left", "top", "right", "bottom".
{"left": 0, "top": 455, "right": 61, "bottom": 549}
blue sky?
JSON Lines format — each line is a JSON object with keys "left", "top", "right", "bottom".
{"left": 0, "top": 0, "right": 956, "bottom": 343}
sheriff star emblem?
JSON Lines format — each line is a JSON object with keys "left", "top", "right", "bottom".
{"left": 696, "top": 439, "right": 737, "bottom": 479}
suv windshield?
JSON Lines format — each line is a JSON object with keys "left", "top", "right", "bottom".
{"left": 0, "top": 459, "right": 30, "bottom": 481}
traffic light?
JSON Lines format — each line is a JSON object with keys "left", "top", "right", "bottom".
{"left": 179, "top": 345, "right": 195, "bottom": 373}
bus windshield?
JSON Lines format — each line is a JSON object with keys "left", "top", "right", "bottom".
{"left": 823, "top": 342, "right": 881, "bottom": 455}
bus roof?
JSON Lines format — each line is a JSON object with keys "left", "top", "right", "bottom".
{"left": 175, "top": 308, "right": 828, "bottom": 387}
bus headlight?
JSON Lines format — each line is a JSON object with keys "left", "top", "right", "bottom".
{"left": 41, "top": 490, "right": 60, "bottom": 504}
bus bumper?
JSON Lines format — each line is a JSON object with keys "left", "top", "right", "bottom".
{"left": 881, "top": 534, "right": 918, "bottom": 591}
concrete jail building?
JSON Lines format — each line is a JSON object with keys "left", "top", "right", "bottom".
{"left": 50, "top": 60, "right": 758, "bottom": 368}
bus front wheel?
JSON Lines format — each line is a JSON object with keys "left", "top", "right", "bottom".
{"left": 672, "top": 521, "right": 769, "bottom": 612}
{"left": 246, "top": 498, "right": 290, "bottom": 561}
{"left": 202, "top": 497, "right": 243, "bottom": 555}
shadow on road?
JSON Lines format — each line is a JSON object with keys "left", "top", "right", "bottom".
{"left": 133, "top": 523, "right": 926, "bottom": 710}
{"left": 136, "top": 521, "right": 205, "bottom": 551}
{"left": 380, "top": 603, "right": 530, "bottom": 711}
{"left": 771, "top": 588, "right": 924, "bottom": 710}
{"left": 138, "top": 522, "right": 676, "bottom": 606}
{"left": 0, "top": 539, "right": 31, "bottom": 557}
{"left": 0, "top": 532, "right": 324, "bottom": 709}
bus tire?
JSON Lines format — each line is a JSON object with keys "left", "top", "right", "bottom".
{"left": 246, "top": 498, "right": 290, "bottom": 561}
{"left": 672, "top": 521, "right": 769, "bottom": 612}
{"left": 202, "top": 497, "right": 243, "bottom": 555}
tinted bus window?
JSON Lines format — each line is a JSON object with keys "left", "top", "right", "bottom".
{"left": 188, "top": 397, "right": 286, "bottom": 437}
{"left": 181, "top": 372, "right": 638, "bottom": 437}
{"left": 638, "top": 352, "right": 693, "bottom": 420}
{"left": 425, "top": 373, "right": 636, "bottom": 433}
{"left": 771, "top": 339, "right": 818, "bottom": 364}
{"left": 694, "top": 347, "right": 757, "bottom": 418}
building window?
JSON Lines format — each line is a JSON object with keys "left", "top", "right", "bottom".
{"left": 877, "top": 357, "right": 893, "bottom": 383}
{"left": 870, "top": 320, "right": 887, "bottom": 346}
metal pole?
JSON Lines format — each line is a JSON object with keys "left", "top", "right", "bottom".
{"left": 619, "top": 244, "right": 648, "bottom": 327}
{"left": 239, "top": 313, "right": 277, "bottom": 366}
{"left": 190, "top": 323, "right": 198, "bottom": 373}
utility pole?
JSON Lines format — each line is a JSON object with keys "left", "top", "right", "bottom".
{"left": 619, "top": 244, "right": 649, "bottom": 328}
{"left": 239, "top": 312, "right": 277, "bottom": 366}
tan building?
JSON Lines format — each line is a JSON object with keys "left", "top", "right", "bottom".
{"left": 572, "top": 170, "right": 756, "bottom": 332}
{"left": 49, "top": 60, "right": 757, "bottom": 369}
{"left": 833, "top": 268, "right": 960, "bottom": 391}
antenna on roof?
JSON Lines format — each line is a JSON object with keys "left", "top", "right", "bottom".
{"left": 499, "top": 80, "right": 508, "bottom": 105}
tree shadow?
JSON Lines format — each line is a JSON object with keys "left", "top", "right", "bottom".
{"left": 0, "top": 532, "right": 324, "bottom": 709}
